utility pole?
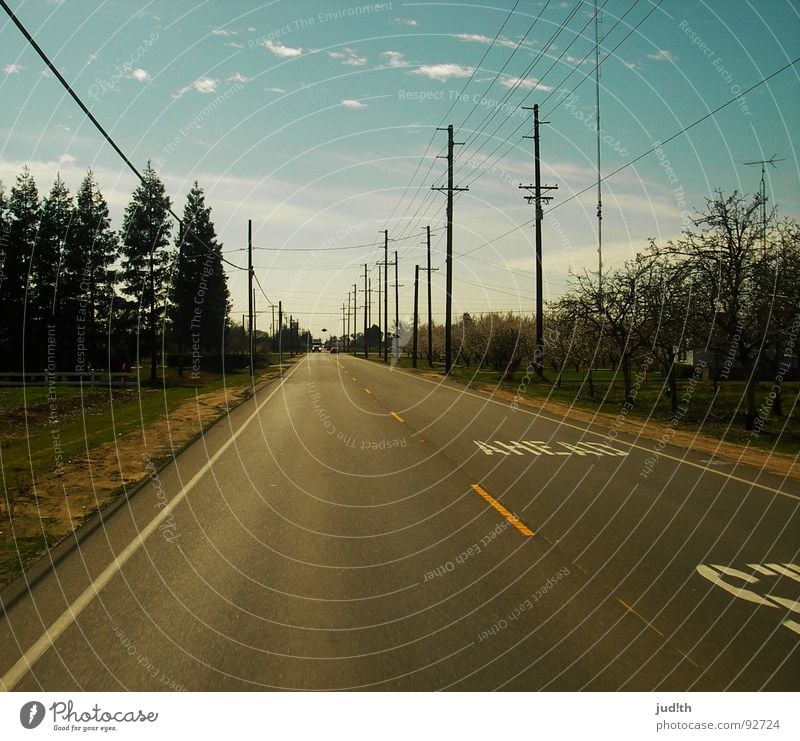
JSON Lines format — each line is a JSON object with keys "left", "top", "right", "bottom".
{"left": 520, "top": 105, "right": 557, "bottom": 380}
{"left": 424, "top": 226, "right": 437, "bottom": 367}
{"left": 382, "top": 230, "right": 389, "bottom": 362}
{"left": 289, "top": 314, "right": 294, "bottom": 357}
{"left": 278, "top": 300, "right": 283, "bottom": 371}
{"left": 432, "top": 124, "right": 468, "bottom": 374}
{"left": 271, "top": 305, "right": 275, "bottom": 342}
{"left": 248, "top": 219, "right": 254, "bottom": 376}
{"left": 252, "top": 288, "right": 257, "bottom": 368}
{"left": 377, "top": 266, "right": 382, "bottom": 352}
{"left": 341, "top": 303, "right": 345, "bottom": 345}
{"left": 412, "top": 264, "right": 419, "bottom": 369}
{"left": 347, "top": 291, "right": 351, "bottom": 352}
{"left": 352, "top": 283, "right": 357, "bottom": 355}
{"left": 363, "top": 264, "right": 368, "bottom": 358}
{"left": 394, "top": 250, "right": 401, "bottom": 359}
{"left": 594, "top": 0, "right": 603, "bottom": 311}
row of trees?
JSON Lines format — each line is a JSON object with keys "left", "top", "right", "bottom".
{"left": 399, "top": 191, "right": 799, "bottom": 430}
{"left": 0, "top": 163, "right": 231, "bottom": 378}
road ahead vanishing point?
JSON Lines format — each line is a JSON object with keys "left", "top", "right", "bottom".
{"left": 1, "top": 353, "right": 798, "bottom": 691}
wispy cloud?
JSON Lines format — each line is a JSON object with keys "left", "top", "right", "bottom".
{"left": 266, "top": 86, "right": 286, "bottom": 93}
{"left": 381, "top": 51, "right": 407, "bottom": 68}
{"left": 212, "top": 28, "right": 238, "bottom": 36}
{"left": 393, "top": 17, "right": 418, "bottom": 27}
{"left": 454, "top": 33, "right": 519, "bottom": 50}
{"left": 263, "top": 39, "right": 302, "bottom": 58}
{"left": 500, "top": 76, "right": 553, "bottom": 91}
{"left": 412, "top": 63, "right": 473, "bottom": 82}
{"left": 131, "top": 68, "right": 150, "bottom": 82}
{"left": 341, "top": 99, "right": 367, "bottom": 109}
{"left": 329, "top": 48, "right": 367, "bottom": 66}
{"left": 3, "top": 63, "right": 23, "bottom": 75}
{"left": 227, "top": 72, "right": 249, "bottom": 83}
{"left": 647, "top": 49, "right": 675, "bottom": 63}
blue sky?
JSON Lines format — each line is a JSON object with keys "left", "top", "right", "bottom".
{"left": 2, "top": 0, "right": 798, "bottom": 337}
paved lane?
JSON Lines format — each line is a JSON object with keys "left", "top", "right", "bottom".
{"left": 1, "top": 352, "right": 797, "bottom": 690}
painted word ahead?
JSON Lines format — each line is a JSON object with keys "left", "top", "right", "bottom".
{"left": 474, "top": 440, "right": 628, "bottom": 457}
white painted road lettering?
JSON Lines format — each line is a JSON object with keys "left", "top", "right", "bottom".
{"left": 474, "top": 440, "right": 628, "bottom": 457}
{"left": 696, "top": 562, "right": 800, "bottom": 636}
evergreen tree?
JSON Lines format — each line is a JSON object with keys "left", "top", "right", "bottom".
{"left": 0, "top": 182, "right": 9, "bottom": 356}
{"left": 168, "top": 183, "right": 230, "bottom": 375}
{"left": 119, "top": 161, "right": 171, "bottom": 381}
{"left": 32, "top": 175, "right": 73, "bottom": 368}
{"left": 63, "top": 170, "right": 119, "bottom": 371}
{"left": 1, "top": 167, "right": 40, "bottom": 370}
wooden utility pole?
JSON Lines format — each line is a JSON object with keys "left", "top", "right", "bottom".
{"left": 424, "top": 226, "right": 437, "bottom": 366}
{"left": 382, "top": 230, "right": 389, "bottom": 362}
{"left": 412, "top": 264, "right": 419, "bottom": 368}
{"left": 352, "top": 283, "right": 357, "bottom": 355}
{"left": 363, "top": 264, "right": 368, "bottom": 358}
{"left": 248, "top": 219, "right": 254, "bottom": 376}
{"left": 394, "top": 250, "right": 401, "bottom": 358}
{"left": 432, "top": 125, "right": 468, "bottom": 374}
{"left": 278, "top": 300, "right": 283, "bottom": 370}
{"left": 520, "top": 105, "right": 557, "bottom": 379}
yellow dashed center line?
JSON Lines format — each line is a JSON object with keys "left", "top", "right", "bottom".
{"left": 364, "top": 388, "right": 372, "bottom": 394}
{"left": 390, "top": 411, "right": 405, "bottom": 423}
{"left": 470, "top": 483, "right": 534, "bottom": 537}
{"left": 615, "top": 596, "right": 701, "bottom": 669}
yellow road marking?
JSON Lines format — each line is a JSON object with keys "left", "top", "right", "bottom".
{"left": 470, "top": 484, "right": 534, "bottom": 537}
{"left": 364, "top": 388, "right": 372, "bottom": 394}
{"left": 615, "top": 596, "right": 701, "bottom": 669}
{"left": 351, "top": 377, "right": 357, "bottom": 381}
{"left": 390, "top": 411, "right": 405, "bottom": 423}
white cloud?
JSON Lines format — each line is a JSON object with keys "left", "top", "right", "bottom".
{"left": 173, "top": 76, "right": 218, "bottom": 97}
{"left": 212, "top": 29, "right": 237, "bottom": 36}
{"left": 454, "top": 33, "right": 518, "bottom": 50}
{"left": 341, "top": 99, "right": 367, "bottom": 109}
{"left": 131, "top": 68, "right": 150, "bottom": 82}
{"left": 225, "top": 41, "right": 245, "bottom": 50}
{"left": 412, "top": 63, "right": 473, "bottom": 82}
{"left": 227, "top": 72, "right": 249, "bottom": 83}
{"left": 3, "top": 64, "right": 23, "bottom": 75}
{"left": 329, "top": 48, "right": 367, "bottom": 66}
{"left": 393, "top": 17, "right": 417, "bottom": 26}
{"left": 381, "top": 51, "right": 407, "bottom": 68}
{"left": 499, "top": 76, "right": 553, "bottom": 92}
{"left": 647, "top": 49, "right": 675, "bottom": 63}
{"left": 263, "top": 39, "right": 302, "bottom": 58}
{"left": 266, "top": 86, "right": 286, "bottom": 93}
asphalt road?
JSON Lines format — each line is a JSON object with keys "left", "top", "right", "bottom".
{"left": 1, "top": 352, "right": 798, "bottom": 690}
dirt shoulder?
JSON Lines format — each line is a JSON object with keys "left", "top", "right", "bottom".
{"left": 474, "top": 384, "right": 798, "bottom": 481}
{"left": 0, "top": 370, "right": 284, "bottom": 586}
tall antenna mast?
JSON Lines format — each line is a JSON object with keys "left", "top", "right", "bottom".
{"left": 743, "top": 155, "right": 784, "bottom": 255}
{"left": 594, "top": 0, "right": 603, "bottom": 308}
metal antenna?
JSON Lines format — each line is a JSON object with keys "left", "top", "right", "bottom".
{"left": 743, "top": 155, "right": 784, "bottom": 255}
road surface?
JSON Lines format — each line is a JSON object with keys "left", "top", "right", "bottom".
{"left": 1, "top": 352, "right": 798, "bottom": 690}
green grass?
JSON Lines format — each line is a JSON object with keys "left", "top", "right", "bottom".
{"left": 368, "top": 355, "right": 800, "bottom": 455}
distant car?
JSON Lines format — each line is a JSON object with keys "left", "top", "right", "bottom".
{"left": 329, "top": 346, "right": 339, "bottom": 354}
{"left": 312, "top": 344, "right": 322, "bottom": 352}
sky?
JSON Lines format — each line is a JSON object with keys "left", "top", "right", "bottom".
{"left": 1, "top": 0, "right": 799, "bottom": 339}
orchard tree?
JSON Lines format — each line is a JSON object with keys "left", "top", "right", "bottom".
{"left": 120, "top": 162, "right": 171, "bottom": 381}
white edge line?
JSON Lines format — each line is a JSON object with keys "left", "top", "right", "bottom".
{"left": 0, "top": 359, "right": 304, "bottom": 692}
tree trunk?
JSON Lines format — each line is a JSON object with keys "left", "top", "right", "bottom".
{"left": 744, "top": 364, "right": 758, "bottom": 431}
{"left": 667, "top": 351, "right": 678, "bottom": 415}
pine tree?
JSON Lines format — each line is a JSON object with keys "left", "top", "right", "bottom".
{"left": 63, "top": 170, "right": 119, "bottom": 371}
{"left": 168, "top": 183, "right": 230, "bottom": 376}
{"left": 2, "top": 167, "right": 40, "bottom": 370}
{"left": 119, "top": 162, "right": 171, "bottom": 381}
{"left": 32, "top": 175, "right": 73, "bottom": 368}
